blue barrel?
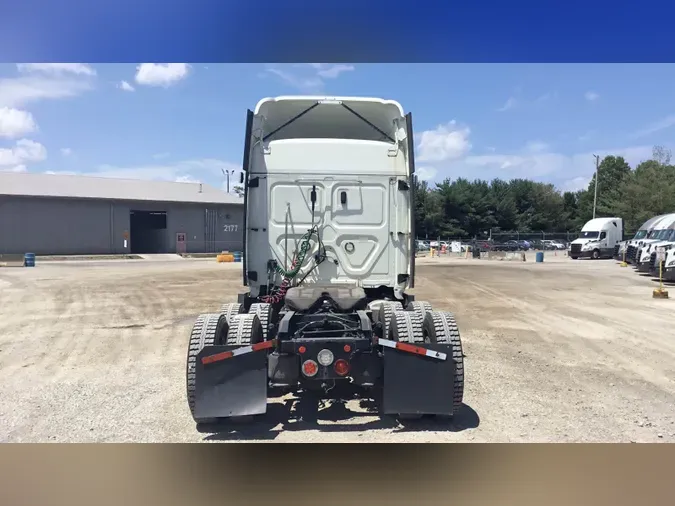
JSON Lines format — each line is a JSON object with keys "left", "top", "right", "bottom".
{"left": 233, "top": 251, "right": 242, "bottom": 262}
{"left": 535, "top": 251, "right": 544, "bottom": 263}
{"left": 24, "top": 252, "right": 35, "bottom": 267}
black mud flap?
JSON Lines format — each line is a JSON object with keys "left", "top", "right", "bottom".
{"left": 381, "top": 343, "right": 456, "bottom": 416}
{"left": 194, "top": 345, "right": 269, "bottom": 420}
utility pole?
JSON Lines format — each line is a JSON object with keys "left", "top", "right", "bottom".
{"left": 221, "top": 168, "right": 235, "bottom": 193}
{"left": 592, "top": 154, "right": 600, "bottom": 219}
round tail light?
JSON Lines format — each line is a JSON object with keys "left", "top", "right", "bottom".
{"left": 317, "top": 349, "right": 334, "bottom": 366}
{"left": 302, "top": 359, "right": 319, "bottom": 377}
{"left": 334, "top": 359, "right": 350, "bottom": 376}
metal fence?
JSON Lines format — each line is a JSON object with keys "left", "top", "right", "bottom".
{"left": 417, "top": 231, "right": 581, "bottom": 244}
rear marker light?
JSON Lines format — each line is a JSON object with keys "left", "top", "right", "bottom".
{"left": 302, "top": 359, "right": 319, "bottom": 377}
{"left": 298, "top": 345, "right": 307, "bottom": 354}
{"left": 317, "top": 349, "right": 334, "bottom": 366}
{"left": 343, "top": 344, "right": 351, "bottom": 353}
{"left": 334, "top": 359, "right": 350, "bottom": 376}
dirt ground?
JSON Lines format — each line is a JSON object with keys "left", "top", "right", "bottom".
{"left": 1, "top": 253, "right": 674, "bottom": 443}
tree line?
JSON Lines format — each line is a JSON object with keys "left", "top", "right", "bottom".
{"left": 414, "top": 145, "right": 675, "bottom": 239}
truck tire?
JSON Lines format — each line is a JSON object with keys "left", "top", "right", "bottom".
{"left": 390, "top": 310, "right": 425, "bottom": 343}
{"left": 219, "top": 302, "right": 244, "bottom": 321}
{"left": 248, "top": 302, "right": 274, "bottom": 341}
{"left": 422, "top": 311, "right": 464, "bottom": 416}
{"left": 376, "top": 301, "right": 404, "bottom": 340}
{"left": 406, "top": 300, "right": 433, "bottom": 319}
{"left": 592, "top": 249, "right": 600, "bottom": 260}
{"left": 225, "top": 313, "right": 264, "bottom": 346}
{"left": 186, "top": 313, "right": 229, "bottom": 422}
{"left": 389, "top": 310, "right": 425, "bottom": 420}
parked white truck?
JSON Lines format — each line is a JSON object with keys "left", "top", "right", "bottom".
{"left": 614, "top": 214, "right": 667, "bottom": 262}
{"left": 185, "top": 96, "right": 465, "bottom": 429}
{"left": 569, "top": 217, "right": 623, "bottom": 260}
{"left": 661, "top": 247, "right": 675, "bottom": 281}
{"left": 642, "top": 219, "right": 675, "bottom": 275}
{"left": 631, "top": 213, "right": 675, "bottom": 271}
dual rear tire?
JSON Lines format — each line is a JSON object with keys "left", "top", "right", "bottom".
{"left": 186, "top": 304, "right": 266, "bottom": 423}
{"left": 385, "top": 300, "right": 465, "bottom": 419}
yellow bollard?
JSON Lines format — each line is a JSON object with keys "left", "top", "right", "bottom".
{"left": 653, "top": 255, "right": 669, "bottom": 298}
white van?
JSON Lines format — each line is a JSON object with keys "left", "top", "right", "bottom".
{"left": 632, "top": 213, "right": 675, "bottom": 271}
{"left": 569, "top": 217, "right": 624, "bottom": 260}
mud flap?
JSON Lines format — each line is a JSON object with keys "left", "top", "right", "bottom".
{"left": 381, "top": 343, "right": 456, "bottom": 416}
{"left": 194, "top": 345, "right": 269, "bottom": 420}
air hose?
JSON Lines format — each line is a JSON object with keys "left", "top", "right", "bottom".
{"left": 262, "top": 227, "right": 317, "bottom": 304}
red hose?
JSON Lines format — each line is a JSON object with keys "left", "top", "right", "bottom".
{"left": 261, "top": 256, "right": 300, "bottom": 304}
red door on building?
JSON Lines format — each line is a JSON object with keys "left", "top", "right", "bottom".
{"left": 176, "top": 233, "right": 186, "bottom": 254}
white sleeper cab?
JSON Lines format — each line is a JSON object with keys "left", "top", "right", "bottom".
{"left": 569, "top": 217, "right": 623, "bottom": 260}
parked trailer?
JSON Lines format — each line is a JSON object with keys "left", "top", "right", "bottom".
{"left": 186, "top": 96, "right": 465, "bottom": 428}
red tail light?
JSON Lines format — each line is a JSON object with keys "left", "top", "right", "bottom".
{"left": 334, "top": 359, "right": 350, "bottom": 376}
{"left": 302, "top": 359, "right": 318, "bottom": 377}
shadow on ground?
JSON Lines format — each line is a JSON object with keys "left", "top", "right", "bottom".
{"left": 198, "top": 388, "right": 480, "bottom": 441}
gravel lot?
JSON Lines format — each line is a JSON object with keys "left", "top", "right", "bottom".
{"left": 1, "top": 253, "right": 674, "bottom": 442}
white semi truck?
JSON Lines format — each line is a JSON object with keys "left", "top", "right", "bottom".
{"left": 644, "top": 220, "right": 675, "bottom": 276}
{"left": 185, "top": 96, "right": 464, "bottom": 429}
{"left": 614, "top": 214, "right": 667, "bottom": 262}
{"left": 569, "top": 217, "right": 624, "bottom": 260}
{"left": 631, "top": 213, "right": 675, "bottom": 271}
{"left": 661, "top": 247, "right": 675, "bottom": 281}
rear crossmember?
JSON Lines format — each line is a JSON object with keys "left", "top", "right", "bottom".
{"left": 199, "top": 337, "right": 447, "bottom": 366}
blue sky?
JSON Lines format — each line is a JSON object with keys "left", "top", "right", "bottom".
{"left": 1, "top": 62, "right": 674, "bottom": 193}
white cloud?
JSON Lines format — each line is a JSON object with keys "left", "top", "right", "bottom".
{"left": 415, "top": 166, "right": 438, "bottom": 181}
{"left": 1, "top": 164, "right": 27, "bottom": 173}
{"left": 49, "top": 158, "right": 240, "bottom": 188}
{"left": 118, "top": 80, "right": 135, "bottom": 92}
{"left": 525, "top": 141, "right": 549, "bottom": 153}
{"left": 584, "top": 91, "right": 600, "bottom": 101}
{"left": 0, "top": 71, "right": 95, "bottom": 108}
{"left": 0, "top": 139, "right": 47, "bottom": 167}
{"left": 16, "top": 63, "right": 97, "bottom": 77}
{"left": 265, "top": 68, "right": 323, "bottom": 92}
{"left": 264, "top": 63, "right": 355, "bottom": 92}
{"left": 135, "top": 63, "right": 190, "bottom": 87}
{"left": 152, "top": 152, "right": 170, "bottom": 159}
{"left": 497, "top": 97, "right": 517, "bottom": 112}
{"left": 174, "top": 174, "right": 200, "bottom": 183}
{"left": 559, "top": 176, "right": 591, "bottom": 192}
{"left": 44, "top": 170, "right": 77, "bottom": 176}
{"left": 416, "top": 121, "right": 472, "bottom": 162}
{"left": 60, "top": 148, "right": 72, "bottom": 156}
{"left": 631, "top": 114, "right": 675, "bottom": 139}
{"left": 413, "top": 118, "right": 654, "bottom": 192}
{"left": 0, "top": 107, "right": 38, "bottom": 138}
{"left": 315, "top": 64, "right": 355, "bottom": 79}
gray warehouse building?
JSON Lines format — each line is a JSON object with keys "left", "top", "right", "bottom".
{"left": 0, "top": 171, "right": 244, "bottom": 255}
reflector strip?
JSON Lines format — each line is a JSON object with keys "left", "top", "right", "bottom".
{"left": 201, "top": 340, "right": 275, "bottom": 365}
{"left": 377, "top": 338, "right": 446, "bottom": 361}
